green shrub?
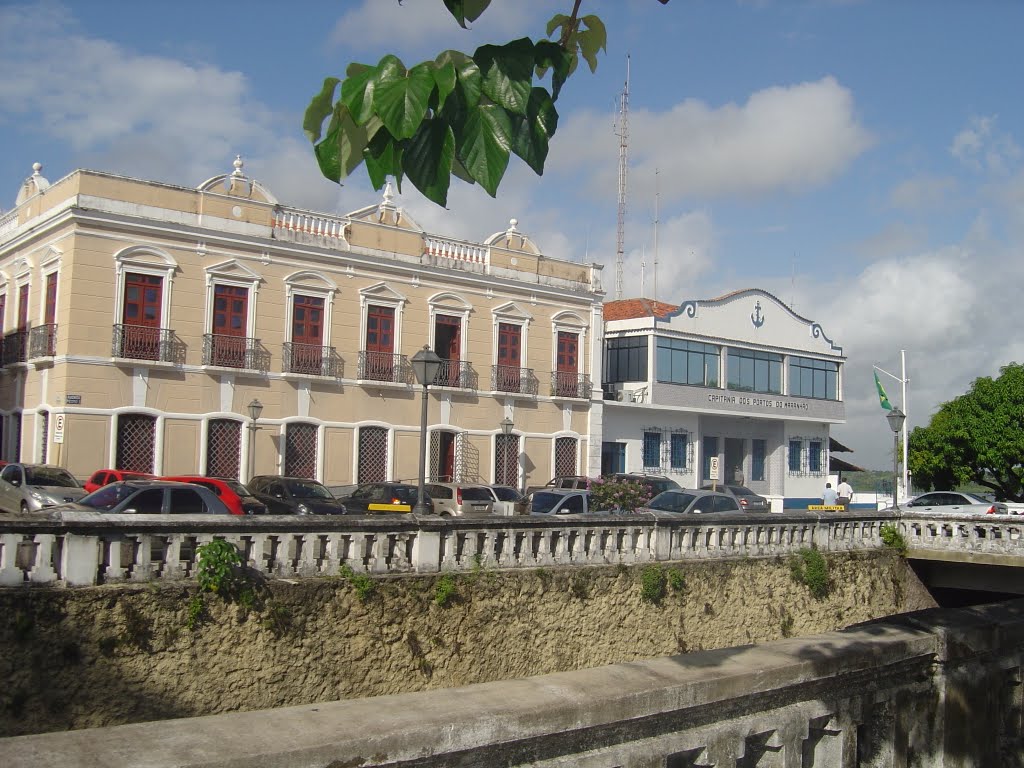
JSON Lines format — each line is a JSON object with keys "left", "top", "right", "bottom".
{"left": 260, "top": 602, "right": 292, "bottom": 636}
{"left": 667, "top": 568, "right": 686, "bottom": 592}
{"left": 195, "top": 539, "right": 243, "bottom": 596}
{"left": 340, "top": 564, "right": 377, "bottom": 603}
{"left": 880, "top": 523, "right": 908, "bottom": 556}
{"left": 434, "top": 574, "right": 458, "bottom": 607}
{"left": 789, "top": 548, "right": 830, "bottom": 599}
{"left": 588, "top": 477, "right": 652, "bottom": 512}
{"left": 639, "top": 565, "right": 667, "bottom": 604}
{"left": 185, "top": 594, "right": 206, "bottom": 631}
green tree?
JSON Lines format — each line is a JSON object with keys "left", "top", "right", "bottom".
{"left": 908, "top": 363, "right": 1024, "bottom": 501}
{"left": 305, "top": 0, "right": 669, "bottom": 207}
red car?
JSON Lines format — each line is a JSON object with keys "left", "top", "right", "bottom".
{"left": 84, "top": 469, "right": 155, "bottom": 493}
{"left": 160, "top": 476, "right": 268, "bottom": 515}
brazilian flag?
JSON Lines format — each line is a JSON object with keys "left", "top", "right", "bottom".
{"left": 874, "top": 370, "right": 893, "bottom": 411}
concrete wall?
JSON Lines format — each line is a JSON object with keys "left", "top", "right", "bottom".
{"left": 0, "top": 550, "right": 934, "bottom": 737}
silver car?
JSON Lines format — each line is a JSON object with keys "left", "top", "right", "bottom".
{"left": 0, "top": 463, "right": 88, "bottom": 513}
{"left": 643, "top": 489, "right": 741, "bottom": 515}
{"left": 423, "top": 482, "right": 494, "bottom": 517}
{"left": 902, "top": 491, "right": 1009, "bottom": 515}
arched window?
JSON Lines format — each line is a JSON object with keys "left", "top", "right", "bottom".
{"left": 495, "top": 433, "right": 520, "bottom": 486}
{"left": 206, "top": 419, "right": 242, "bottom": 479}
{"left": 116, "top": 414, "right": 156, "bottom": 472}
{"left": 284, "top": 423, "right": 318, "bottom": 479}
{"left": 358, "top": 427, "right": 388, "bottom": 483}
{"left": 554, "top": 437, "right": 578, "bottom": 477}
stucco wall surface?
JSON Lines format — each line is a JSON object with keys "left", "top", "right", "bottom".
{"left": 0, "top": 551, "right": 934, "bottom": 737}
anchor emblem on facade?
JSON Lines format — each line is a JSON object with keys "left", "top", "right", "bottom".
{"left": 751, "top": 301, "right": 765, "bottom": 328}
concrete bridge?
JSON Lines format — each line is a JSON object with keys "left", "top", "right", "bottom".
{"left": 0, "top": 510, "right": 1021, "bottom": 767}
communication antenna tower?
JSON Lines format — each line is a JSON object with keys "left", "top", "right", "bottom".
{"left": 614, "top": 56, "right": 630, "bottom": 300}
{"left": 653, "top": 168, "right": 660, "bottom": 302}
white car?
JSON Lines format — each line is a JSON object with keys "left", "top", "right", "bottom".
{"left": 902, "top": 491, "right": 1009, "bottom": 515}
{"left": 0, "top": 463, "right": 88, "bottom": 513}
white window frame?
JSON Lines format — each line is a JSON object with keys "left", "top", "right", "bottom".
{"left": 283, "top": 271, "right": 338, "bottom": 347}
{"left": 491, "top": 302, "right": 533, "bottom": 368}
{"left": 113, "top": 246, "right": 178, "bottom": 330}
{"left": 203, "top": 259, "right": 262, "bottom": 338}
{"left": 427, "top": 292, "right": 472, "bottom": 360}
{"left": 358, "top": 282, "right": 407, "bottom": 354}
{"left": 550, "top": 311, "right": 588, "bottom": 374}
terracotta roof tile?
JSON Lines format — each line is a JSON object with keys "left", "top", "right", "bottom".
{"left": 604, "top": 298, "right": 678, "bottom": 321}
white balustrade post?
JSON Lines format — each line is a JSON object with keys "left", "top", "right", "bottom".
{"left": 0, "top": 533, "right": 26, "bottom": 585}
{"left": 413, "top": 526, "right": 442, "bottom": 573}
{"left": 62, "top": 533, "right": 101, "bottom": 586}
{"left": 28, "top": 534, "right": 58, "bottom": 583}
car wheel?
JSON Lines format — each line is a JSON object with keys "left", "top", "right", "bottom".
{"left": 20, "top": 501, "right": 29, "bottom": 514}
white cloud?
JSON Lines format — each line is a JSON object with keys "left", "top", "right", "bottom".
{"left": 551, "top": 77, "right": 874, "bottom": 202}
{"left": 950, "top": 115, "right": 1021, "bottom": 175}
{"left": 888, "top": 174, "right": 956, "bottom": 210}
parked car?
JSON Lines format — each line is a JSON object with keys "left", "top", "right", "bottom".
{"left": 54, "top": 480, "right": 231, "bottom": 515}
{"left": 423, "top": 482, "right": 494, "bottom": 517}
{"left": 247, "top": 475, "right": 348, "bottom": 515}
{"left": 699, "top": 483, "right": 770, "bottom": 512}
{"left": 335, "top": 482, "right": 428, "bottom": 514}
{"left": 527, "top": 489, "right": 617, "bottom": 516}
{"left": 0, "top": 463, "right": 89, "bottom": 513}
{"left": 83, "top": 468, "right": 156, "bottom": 494}
{"left": 525, "top": 475, "right": 591, "bottom": 495}
{"left": 160, "top": 475, "right": 268, "bottom": 515}
{"left": 488, "top": 484, "right": 526, "bottom": 516}
{"left": 902, "top": 491, "right": 1009, "bottom": 515}
{"left": 612, "top": 473, "right": 682, "bottom": 498}
{"left": 643, "top": 489, "right": 741, "bottom": 515}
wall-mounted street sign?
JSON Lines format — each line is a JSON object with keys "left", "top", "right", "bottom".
{"left": 53, "top": 414, "right": 66, "bottom": 444}
{"left": 65, "top": 394, "right": 82, "bottom": 405}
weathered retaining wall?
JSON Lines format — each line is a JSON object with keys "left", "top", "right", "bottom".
{"left": 0, "top": 550, "right": 934, "bottom": 736}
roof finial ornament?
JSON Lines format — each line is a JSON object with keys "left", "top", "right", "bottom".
{"left": 32, "top": 162, "right": 43, "bottom": 176}
{"left": 381, "top": 179, "right": 395, "bottom": 208}
{"left": 231, "top": 155, "right": 245, "bottom": 177}
{"left": 507, "top": 218, "right": 518, "bottom": 234}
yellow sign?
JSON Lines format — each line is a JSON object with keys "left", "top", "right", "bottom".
{"left": 807, "top": 505, "right": 845, "bottom": 511}
{"left": 367, "top": 503, "right": 412, "bottom": 512}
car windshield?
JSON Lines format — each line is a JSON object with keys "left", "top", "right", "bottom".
{"left": 218, "top": 479, "right": 253, "bottom": 497}
{"left": 286, "top": 480, "right": 333, "bottom": 500}
{"left": 531, "top": 491, "right": 573, "bottom": 514}
{"left": 963, "top": 493, "right": 994, "bottom": 505}
{"left": 25, "top": 467, "right": 79, "bottom": 487}
{"left": 648, "top": 491, "right": 698, "bottom": 513}
{"left": 79, "top": 484, "right": 138, "bottom": 511}
{"left": 492, "top": 487, "right": 523, "bottom": 502}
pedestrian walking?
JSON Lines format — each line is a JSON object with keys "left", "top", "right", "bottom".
{"left": 822, "top": 482, "right": 839, "bottom": 506}
{"left": 836, "top": 478, "right": 853, "bottom": 512}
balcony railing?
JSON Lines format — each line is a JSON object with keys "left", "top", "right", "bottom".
{"left": 112, "top": 325, "right": 186, "bottom": 364}
{"left": 491, "top": 364, "right": 539, "bottom": 395}
{"left": 357, "top": 351, "right": 409, "bottom": 384}
{"left": 283, "top": 342, "right": 342, "bottom": 377}
{"left": 28, "top": 323, "right": 57, "bottom": 359}
{"left": 2, "top": 330, "right": 28, "bottom": 365}
{"left": 551, "top": 371, "right": 592, "bottom": 399}
{"left": 202, "top": 334, "right": 271, "bottom": 373}
{"left": 431, "top": 359, "right": 477, "bottom": 389}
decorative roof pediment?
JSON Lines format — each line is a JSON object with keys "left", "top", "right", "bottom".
{"left": 428, "top": 292, "right": 472, "bottom": 312}
{"left": 552, "top": 310, "right": 587, "bottom": 328}
{"left": 197, "top": 156, "right": 278, "bottom": 205}
{"left": 484, "top": 218, "right": 541, "bottom": 255}
{"left": 492, "top": 302, "right": 533, "bottom": 322}
{"left": 204, "top": 258, "right": 261, "bottom": 282}
{"left": 347, "top": 180, "right": 423, "bottom": 230}
{"left": 360, "top": 281, "right": 407, "bottom": 304}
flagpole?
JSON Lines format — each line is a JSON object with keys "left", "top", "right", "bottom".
{"left": 901, "top": 349, "right": 908, "bottom": 499}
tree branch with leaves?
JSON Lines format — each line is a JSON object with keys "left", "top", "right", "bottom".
{"left": 304, "top": 0, "right": 669, "bottom": 207}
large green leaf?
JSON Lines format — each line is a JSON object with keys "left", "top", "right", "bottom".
{"left": 340, "top": 64, "right": 377, "bottom": 125}
{"left": 533, "top": 41, "right": 573, "bottom": 101}
{"left": 457, "top": 102, "right": 511, "bottom": 197}
{"left": 432, "top": 60, "right": 457, "bottom": 112}
{"left": 510, "top": 87, "right": 558, "bottom": 175}
{"left": 577, "top": 15, "right": 607, "bottom": 73}
{"left": 442, "top": 0, "right": 492, "bottom": 28}
{"left": 403, "top": 118, "right": 455, "bottom": 206}
{"left": 473, "top": 38, "right": 534, "bottom": 116}
{"left": 314, "top": 103, "right": 370, "bottom": 183}
{"left": 451, "top": 153, "right": 476, "bottom": 185}
{"left": 304, "top": 77, "right": 340, "bottom": 143}
{"left": 364, "top": 127, "right": 403, "bottom": 191}
{"left": 373, "top": 55, "right": 435, "bottom": 140}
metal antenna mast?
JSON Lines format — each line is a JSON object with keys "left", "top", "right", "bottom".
{"left": 614, "top": 56, "right": 630, "bottom": 300}
{"left": 653, "top": 168, "right": 659, "bottom": 302}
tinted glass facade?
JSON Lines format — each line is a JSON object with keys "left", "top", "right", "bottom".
{"left": 605, "top": 336, "right": 648, "bottom": 383}
{"left": 789, "top": 356, "right": 838, "bottom": 400}
{"left": 656, "top": 338, "right": 720, "bottom": 386}
{"left": 727, "top": 349, "right": 782, "bottom": 394}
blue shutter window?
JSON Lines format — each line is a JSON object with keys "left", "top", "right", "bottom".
{"left": 670, "top": 433, "right": 687, "bottom": 470}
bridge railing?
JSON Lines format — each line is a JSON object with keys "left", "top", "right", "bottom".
{"left": 898, "top": 511, "right": 1024, "bottom": 558}
{"left": 0, "top": 510, "right": 899, "bottom": 587}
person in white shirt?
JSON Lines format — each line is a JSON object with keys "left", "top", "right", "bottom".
{"left": 836, "top": 478, "right": 854, "bottom": 511}
{"left": 822, "top": 483, "right": 839, "bottom": 506}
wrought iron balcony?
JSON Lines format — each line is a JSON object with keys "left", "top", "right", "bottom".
{"left": 202, "top": 334, "right": 271, "bottom": 373}
{"left": 2, "top": 330, "right": 28, "bottom": 365}
{"left": 112, "top": 325, "right": 186, "bottom": 364}
{"left": 431, "top": 359, "right": 477, "bottom": 389}
{"left": 491, "top": 364, "right": 539, "bottom": 395}
{"left": 551, "top": 371, "right": 592, "bottom": 399}
{"left": 357, "top": 351, "right": 409, "bottom": 384}
{"left": 283, "top": 342, "right": 342, "bottom": 377}
{"left": 28, "top": 323, "right": 57, "bottom": 359}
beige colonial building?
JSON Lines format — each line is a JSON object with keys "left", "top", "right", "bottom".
{"left": 0, "top": 160, "right": 605, "bottom": 489}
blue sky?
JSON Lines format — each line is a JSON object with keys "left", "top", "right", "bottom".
{"left": 2, "top": 0, "right": 1022, "bottom": 471}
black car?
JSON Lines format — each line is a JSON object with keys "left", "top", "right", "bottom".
{"left": 247, "top": 475, "right": 348, "bottom": 515}
{"left": 335, "top": 482, "right": 431, "bottom": 514}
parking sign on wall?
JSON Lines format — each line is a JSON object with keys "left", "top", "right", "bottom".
{"left": 53, "top": 414, "right": 65, "bottom": 444}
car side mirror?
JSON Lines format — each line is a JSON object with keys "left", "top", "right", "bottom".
{"left": 10, "top": 480, "right": 20, "bottom": 487}
{"left": 121, "top": 508, "right": 138, "bottom": 514}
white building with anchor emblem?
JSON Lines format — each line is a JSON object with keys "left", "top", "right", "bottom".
{"left": 600, "top": 289, "right": 846, "bottom": 509}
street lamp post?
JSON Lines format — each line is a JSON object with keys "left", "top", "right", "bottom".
{"left": 499, "top": 416, "right": 514, "bottom": 486}
{"left": 886, "top": 406, "right": 906, "bottom": 510}
{"left": 411, "top": 345, "right": 442, "bottom": 516}
{"left": 247, "top": 398, "right": 263, "bottom": 482}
